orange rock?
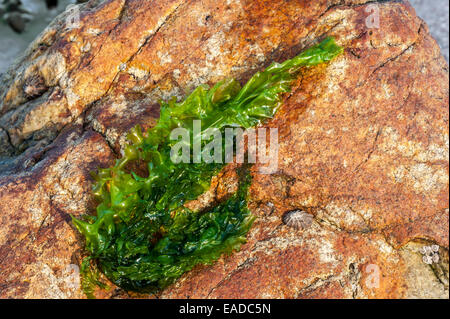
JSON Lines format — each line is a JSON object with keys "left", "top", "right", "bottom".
{"left": 0, "top": 0, "right": 448, "bottom": 298}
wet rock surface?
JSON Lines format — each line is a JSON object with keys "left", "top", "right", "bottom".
{"left": 0, "top": 0, "right": 448, "bottom": 298}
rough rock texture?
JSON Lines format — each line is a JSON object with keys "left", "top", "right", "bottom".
{"left": 0, "top": 0, "right": 448, "bottom": 299}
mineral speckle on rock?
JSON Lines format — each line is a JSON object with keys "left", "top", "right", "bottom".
{"left": 0, "top": 0, "right": 448, "bottom": 299}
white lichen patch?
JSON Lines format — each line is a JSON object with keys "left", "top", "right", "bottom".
{"left": 247, "top": 43, "right": 266, "bottom": 63}
{"left": 324, "top": 58, "right": 348, "bottom": 94}
{"left": 328, "top": 57, "right": 349, "bottom": 79}
{"left": 408, "top": 163, "right": 448, "bottom": 194}
{"left": 391, "top": 162, "right": 448, "bottom": 198}
{"left": 320, "top": 202, "right": 368, "bottom": 230}
{"left": 128, "top": 67, "right": 149, "bottom": 80}
{"left": 184, "top": 31, "right": 229, "bottom": 88}
{"left": 205, "top": 31, "right": 226, "bottom": 61}
{"left": 86, "top": 28, "right": 102, "bottom": 36}
{"left": 226, "top": 0, "right": 243, "bottom": 9}
{"left": 417, "top": 142, "right": 449, "bottom": 163}
{"left": 21, "top": 99, "right": 72, "bottom": 139}
{"left": 250, "top": 235, "right": 306, "bottom": 255}
{"left": 39, "top": 52, "right": 67, "bottom": 86}
{"left": 380, "top": 126, "right": 449, "bottom": 162}
{"left": 155, "top": 86, "right": 184, "bottom": 102}
{"left": 138, "top": 9, "right": 177, "bottom": 47}
{"left": 29, "top": 190, "right": 48, "bottom": 228}
{"left": 193, "top": 8, "right": 212, "bottom": 27}
{"left": 173, "top": 68, "right": 181, "bottom": 79}
{"left": 24, "top": 263, "right": 67, "bottom": 299}
{"left": 375, "top": 238, "right": 394, "bottom": 255}
{"left": 157, "top": 51, "right": 173, "bottom": 65}
{"left": 65, "top": 88, "right": 80, "bottom": 108}
{"left": 382, "top": 83, "right": 394, "bottom": 98}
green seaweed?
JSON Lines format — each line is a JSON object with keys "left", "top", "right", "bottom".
{"left": 73, "top": 37, "right": 343, "bottom": 294}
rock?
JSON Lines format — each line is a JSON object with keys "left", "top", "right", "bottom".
{"left": 5, "top": 11, "right": 26, "bottom": 33}
{"left": 0, "top": 0, "right": 448, "bottom": 298}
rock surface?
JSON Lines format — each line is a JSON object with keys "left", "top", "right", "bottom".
{"left": 0, "top": 0, "right": 448, "bottom": 299}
